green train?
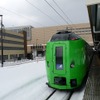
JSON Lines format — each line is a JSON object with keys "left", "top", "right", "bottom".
{"left": 45, "top": 31, "right": 93, "bottom": 90}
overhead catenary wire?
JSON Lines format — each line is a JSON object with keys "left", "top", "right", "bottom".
{"left": 0, "top": 6, "right": 44, "bottom": 27}
{"left": 0, "top": 1, "right": 78, "bottom": 33}
{"left": 25, "top": 0, "right": 60, "bottom": 25}
{"left": 52, "top": 0, "right": 73, "bottom": 25}
{"left": 52, "top": 0, "right": 78, "bottom": 32}
{"left": 44, "top": 0, "right": 70, "bottom": 25}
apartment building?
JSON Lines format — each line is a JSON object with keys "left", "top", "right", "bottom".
{"left": 0, "top": 30, "right": 27, "bottom": 61}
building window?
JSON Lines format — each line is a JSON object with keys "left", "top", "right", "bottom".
{"left": 0, "top": 55, "right": 8, "bottom": 61}
{"left": 10, "top": 54, "right": 16, "bottom": 59}
{"left": 0, "top": 39, "right": 24, "bottom": 45}
{"left": 0, "top": 32, "right": 23, "bottom": 39}
{"left": 19, "top": 54, "right": 24, "bottom": 58}
{"left": 0, "top": 46, "right": 24, "bottom": 50}
{"left": 4, "top": 55, "right": 8, "bottom": 61}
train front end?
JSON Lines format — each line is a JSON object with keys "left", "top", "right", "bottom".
{"left": 46, "top": 31, "right": 88, "bottom": 90}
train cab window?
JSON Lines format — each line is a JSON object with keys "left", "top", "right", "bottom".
{"left": 50, "top": 31, "right": 79, "bottom": 42}
{"left": 69, "top": 34, "right": 80, "bottom": 40}
{"left": 50, "top": 34, "right": 69, "bottom": 41}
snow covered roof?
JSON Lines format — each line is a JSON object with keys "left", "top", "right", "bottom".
{"left": 86, "top": 0, "right": 100, "bottom": 5}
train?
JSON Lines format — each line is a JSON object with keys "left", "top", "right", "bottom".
{"left": 45, "top": 31, "right": 93, "bottom": 90}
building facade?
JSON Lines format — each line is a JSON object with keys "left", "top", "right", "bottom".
{"left": 27, "top": 23, "right": 93, "bottom": 57}
{"left": 0, "top": 30, "right": 27, "bottom": 61}
{"left": 6, "top": 25, "right": 33, "bottom": 40}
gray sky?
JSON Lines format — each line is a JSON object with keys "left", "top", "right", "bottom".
{"left": 0, "top": 0, "right": 89, "bottom": 28}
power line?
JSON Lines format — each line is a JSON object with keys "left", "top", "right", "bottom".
{"left": 0, "top": 6, "right": 44, "bottom": 27}
{"left": 52, "top": 0, "right": 77, "bottom": 31}
{"left": 44, "top": 0, "right": 69, "bottom": 25}
{"left": 25, "top": 0, "right": 60, "bottom": 25}
{"left": 52, "top": 0, "right": 73, "bottom": 25}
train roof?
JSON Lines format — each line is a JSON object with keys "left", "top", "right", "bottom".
{"left": 56, "top": 31, "right": 71, "bottom": 34}
{"left": 50, "top": 31, "right": 80, "bottom": 42}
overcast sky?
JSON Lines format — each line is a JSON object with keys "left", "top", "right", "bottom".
{"left": 0, "top": 0, "right": 89, "bottom": 28}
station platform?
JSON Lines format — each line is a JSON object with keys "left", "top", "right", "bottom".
{"left": 83, "top": 55, "right": 100, "bottom": 100}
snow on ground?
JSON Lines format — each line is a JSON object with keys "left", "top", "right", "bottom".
{"left": 70, "top": 88, "right": 85, "bottom": 100}
{"left": 0, "top": 60, "right": 52, "bottom": 100}
{"left": 0, "top": 59, "right": 85, "bottom": 100}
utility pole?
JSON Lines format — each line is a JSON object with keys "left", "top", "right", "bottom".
{"left": 0, "top": 15, "right": 3, "bottom": 67}
{"left": 36, "top": 39, "right": 38, "bottom": 57}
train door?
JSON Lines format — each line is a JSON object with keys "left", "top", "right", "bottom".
{"left": 53, "top": 43, "right": 66, "bottom": 75}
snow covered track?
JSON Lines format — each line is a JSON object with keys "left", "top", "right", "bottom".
{"left": 67, "top": 92, "right": 74, "bottom": 100}
{"left": 0, "top": 75, "right": 46, "bottom": 100}
{"left": 46, "top": 86, "right": 86, "bottom": 100}
{"left": 46, "top": 90, "right": 74, "bottom": 100}
{"left": 0, "top": 60, "right": 85, "bottom": 100}
{"left": 45, "top": 89, "right": 56, "bottom": 100}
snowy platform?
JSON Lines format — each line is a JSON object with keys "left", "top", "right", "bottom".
{"left": 83, "top": 55, "right": 100, "bottom": 100}
{"left": 83, "top": 66, "right": 100, "bottom": 100}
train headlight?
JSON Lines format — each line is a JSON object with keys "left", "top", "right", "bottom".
{"left": 56, "top": 64, "right": 63, "bottom": 70}
{"left": 70, "top": 61, "right": 75, "bottom": 68}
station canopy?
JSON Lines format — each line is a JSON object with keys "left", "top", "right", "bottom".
{"left": 87, "top": 0, "right": 100, "bottom": 50}
{"left": 86, "top": 0, "right": 100, "bottom": 5}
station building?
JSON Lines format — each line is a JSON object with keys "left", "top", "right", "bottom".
{"left": 0, "top": 23, "right": 93, "bottom": 61}
{"left": 6, "top": 25, "right": 33, "bottom": 60}
{"left": 27, "top": 23, "right": 93, "bottom": 57}
{"left": 6, "top": 25, "right": 33, "bottom": 41}
{"left": 0, "top": 30, "right": 27, "bottom": 61}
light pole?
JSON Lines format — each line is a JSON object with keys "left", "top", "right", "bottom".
{"left": 36, "top": 39, "right": 38, "bottom": 57}
{"left": 0, "top": 15, "right": 3, "bottom": 67}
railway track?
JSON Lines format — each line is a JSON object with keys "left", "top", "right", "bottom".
{"left": 45, "top": 90, "right": 74, "bottom": 100}
{"left": 45, "top": 89, "right": 57, "bottom": 100}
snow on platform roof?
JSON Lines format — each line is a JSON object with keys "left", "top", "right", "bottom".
{"left": 86, "top": 0, "right": 100, "bottom": 5}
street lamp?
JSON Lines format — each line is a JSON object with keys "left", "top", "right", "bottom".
{"left": 36, "top": 39, "right": 38, "bottom": 57}
{"left": 0, "top": 15, "right": 3, "bottom": 67}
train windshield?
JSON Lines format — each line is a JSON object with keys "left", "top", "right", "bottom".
{"left": 50, "top": 32, "right": 80, "bottom": 42}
